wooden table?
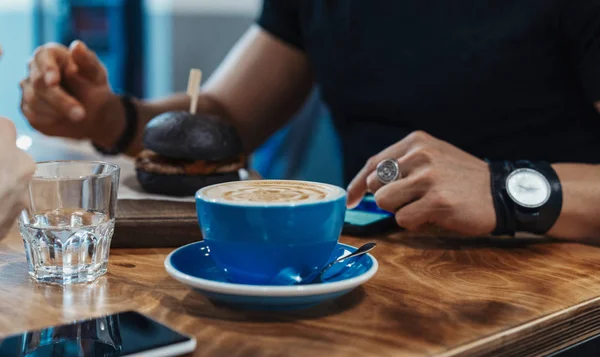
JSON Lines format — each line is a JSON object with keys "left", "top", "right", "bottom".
{"left": 3, "top": 226, "right": 600, "bottom": 357}
{"left": 4, "top": 135, "right": 600, "bottom": 356}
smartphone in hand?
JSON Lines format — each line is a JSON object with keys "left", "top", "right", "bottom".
{"left": 343, "top": 195, "right": 398, "bottom": 236}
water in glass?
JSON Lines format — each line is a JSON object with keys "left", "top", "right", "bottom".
{"left": 20, "top": 208, "right": 114, "bottom": 284}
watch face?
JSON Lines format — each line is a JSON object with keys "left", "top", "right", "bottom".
{"left": 506, "top": 168, "right": 551, "bottom": 208}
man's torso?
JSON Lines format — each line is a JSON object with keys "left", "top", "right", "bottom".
{"left": 263, "top": 0, "right": 600, "bottom": 182}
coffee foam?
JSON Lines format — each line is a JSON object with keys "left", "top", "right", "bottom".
{"left": 200, "top": 180, "right": 344, "bottom": 205}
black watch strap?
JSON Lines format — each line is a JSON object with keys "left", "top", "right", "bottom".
{"left": 488, "top": 161, "right": 516, "bottom": 236}
{"left": 93, "top": 94, "right": 138, "bottom": 156}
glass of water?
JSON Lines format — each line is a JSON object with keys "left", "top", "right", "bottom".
{"left": 19, "top": 161, "right": 120, "bottom": 285}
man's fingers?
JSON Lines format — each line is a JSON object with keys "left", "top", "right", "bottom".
{"left": 69, "top": 40, "right": 107, "bottom": 85}
{"left": 346, "top": 131, "right": 433, "bottom": 208}
{"left": 365, "top": 150, "right": 431, "bottom": 194}
{"left": 21, "top": 78, "right": 79, "bottom": 124}
{"left": 394, "top": 198, "right": 433, "bottom": 231}
{"left": 37, "top": 86, "right": 85, "bottom": 122}
{"left": 367, "top": 131, "right": 431, "bottom": 173}
{"left": 348, "top": 155, "right": 393, "bottom": 208}
{"left": 27, "top": 45, "right": 86, "bottom": 122}
{"left": 29, "top": 63, "right": 46, "bottom": 89}
{"left": 374, "top": 170, "right": 432, "bottom": 213}
{"left": 346, "top": 162, "right": 373, "bottom": 208}
{"left": 33, "top": 45, "right": 69, "bottom": 86}
{"left": 21, "top": 84, "right": 61, "bottom": 120}
{"left": 22, "top": 104, "right": 52, "bottom": 130}
{"left": 366, "top": 170, "right": 385, "bottom": 194}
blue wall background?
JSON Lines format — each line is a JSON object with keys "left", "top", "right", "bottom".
{"left": 0, "top": 7, "right": 35, "bottom": 135}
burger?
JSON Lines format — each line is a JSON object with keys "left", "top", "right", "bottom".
{"left": 135, "top": 111, "right": 246, "bottom": 196}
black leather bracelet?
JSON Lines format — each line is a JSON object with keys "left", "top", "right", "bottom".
{"left": 93, "top": 94, "right": 139, "bottom": 156}
{"left": 488, "top": 160, "right": 516, "bottom": 236}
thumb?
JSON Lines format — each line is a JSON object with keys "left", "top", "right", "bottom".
{"left": 69, "top": 40, "right": 107, "bottom": 85}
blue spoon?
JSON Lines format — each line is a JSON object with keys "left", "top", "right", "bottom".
{"left": 270, "top": 242, "right": 377, "bottom": 285}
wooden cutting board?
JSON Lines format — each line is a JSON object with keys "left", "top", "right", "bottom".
{"left": 112, "top": 171, "right": 261, "bottom": 248}
{"left": 113, "top": 199, "right": 200, "bottom": 248}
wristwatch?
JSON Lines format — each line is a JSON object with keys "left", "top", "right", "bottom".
{"left": 92, "top": 95, "right": 139, "bottom": 156}
{"left": 488, "top": 160, "right": 562, "bottom": 236}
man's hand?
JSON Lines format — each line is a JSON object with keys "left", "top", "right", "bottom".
{"left": 0, "top": 118, "right": 35, "bottom": 240}
{"left": 346, "top": 131, "right": 496, "bottom": 236}
{"left": 20, "top": 41, "right": 124, "bottom": 148}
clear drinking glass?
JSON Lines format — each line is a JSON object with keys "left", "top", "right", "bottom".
{"left": 19, "top": 161, "right": 120, "bottom": 285}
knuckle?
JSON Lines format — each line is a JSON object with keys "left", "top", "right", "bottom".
{"left": 365, "top": 156, "right": 380, "bottom": 171}
{"left": 374, "top": 190, "right": 393, "bottom": 211}
{"left": 31, "top": 72, "right": 44, "bottom": 88}
{"left": 366, "top": 178, "right": 377, "bottom": 193}
{"left": 413, "top": 147, "right": 435, "bottom": 164}
{"left": 32, "top": 47, "right": 44, "bottom": 59}
{"left": 33, "top": 47, "right": 48, "bottom": 64}
{"left": 33, "top": 44, "right": 66, "bottom": 69}
{"left": 21, "top": 102, "right": 31, "bottom": 116}
{"left": 430, "top": 191, "right": 451, "bottom": 210}
{"left": 395, "top": 214, "right": 405, "bottom": 228}
{"left": 416, "top": 168, "right": 436, "bottom": 186}
{"left": 395, "top": 212, "right": 414, "bottom": 230}
{"left": 46, "top": 42, "right": 66, "bottom": 50}
{"left": 36, "top": 43, "right": 63, "bottom": 55}
{"left": 407, "top": 130, "right": 430, "bottom": 143}
{"left": 21, "top": 86, "right": 33, "bottom": 102}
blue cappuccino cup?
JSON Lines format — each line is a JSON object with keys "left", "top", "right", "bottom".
{"left": 196, "top": 180, "right": 347, "bottom": 285}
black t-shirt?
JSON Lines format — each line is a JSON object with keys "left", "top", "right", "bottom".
{"left": 257, "top": 0, "right": 600, "bottom": 184}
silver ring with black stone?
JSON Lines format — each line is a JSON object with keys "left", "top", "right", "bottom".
{"left": 376, "top": 159, "right": 401, "bottom": 185}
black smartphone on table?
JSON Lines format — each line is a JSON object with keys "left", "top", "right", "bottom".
{"left": 343, "top": 194, "right": 397, "bottom": 236}
{"left": 0, "top": 310, "right": 196, "bottom": 357}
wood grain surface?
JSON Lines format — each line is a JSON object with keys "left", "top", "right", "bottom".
{"left": 3, "top": 227, "right": 600, "bottom": 357}
{"left": 114, "top": 200, "right": 200, "bottom": 248}
{"left": 113, "top": 171, "right": 262, "bottom": 248}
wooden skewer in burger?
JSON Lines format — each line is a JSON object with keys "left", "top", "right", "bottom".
{"left": 135, "top": 68, "right": 246, "bottom": 196}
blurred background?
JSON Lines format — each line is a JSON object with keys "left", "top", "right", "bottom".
{"left": 0, "top": 0, "right": 344, "bottom": 187}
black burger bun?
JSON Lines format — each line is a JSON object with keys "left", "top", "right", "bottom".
{"left": 135, "top": 111, "right": 246, "bottom": 196}
{"left": 143, "top": 111, "right": 243, "bottom": 161}
{"left": 136, "top": 170, "right": 240, "bottom": 197}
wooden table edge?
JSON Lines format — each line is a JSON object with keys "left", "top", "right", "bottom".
{"left": 440, "top": 295, "right": 600, "bottom": 357}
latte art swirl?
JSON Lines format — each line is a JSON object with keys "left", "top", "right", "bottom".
{"left": 224, "top": 185, "right": 326, "bottom": 203}
{"left": 202, "top": 181, "right": 342, "bottom": 204}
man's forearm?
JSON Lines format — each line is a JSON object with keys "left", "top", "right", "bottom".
{"left": 95, "top": 92, "right": 202, "bottom": 157}
{"left": 548, "top": 163, "right": 600, "bottom": 241}
{"left": 93, "top": 26, "right": 313, "bottom": 158}
{"left": 95, "top": 91, "right": 238, "bottom": 157}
